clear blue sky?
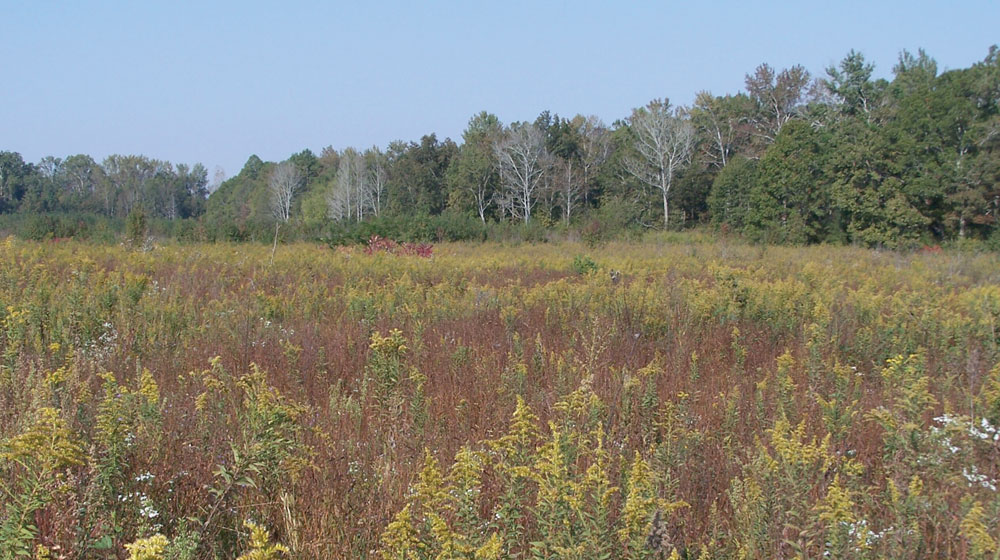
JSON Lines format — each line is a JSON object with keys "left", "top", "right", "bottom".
{"left": 2, "top": 1, "right": 998, "bottom": 181}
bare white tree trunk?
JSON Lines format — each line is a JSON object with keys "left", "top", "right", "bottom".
{"left": 745, "top": 63, "right": 811, "bottom": 144}
{"left": 366, "top": 146, "right": 387, "bottom": 217}
{"left": 494, "top": 123, "right": 547, "bottom": 223}
{"left": 562, "top": 159, "right": 575, "bottom": 222}
{"left": 623, "top": 99, "right": 694, "bottom": 227}
{"left": 269, "top": 161, "right": 303, "bottom": 223}
{"left": 329, "top": 148, "right": 369, "bottom": 222}
{"left": 476, "top": 175, "right": 489, "bottom": 223}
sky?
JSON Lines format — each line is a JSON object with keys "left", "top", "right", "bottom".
{"left": 2, "top": 1, "right": 999, "bottom": 181}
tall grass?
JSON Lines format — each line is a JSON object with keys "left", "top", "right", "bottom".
{"left": 1, "top": 235, "right": 998, "bottom": 558}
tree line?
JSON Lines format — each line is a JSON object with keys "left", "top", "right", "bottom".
{"left": 3, "top": 46, "right": 999, "bottom": 247}
{"left": 0, "top": 154, "right": 209, "bottom": 220}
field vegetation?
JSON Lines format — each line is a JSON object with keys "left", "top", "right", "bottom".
{"left": 2, "top": 235, "right": 1000, "bottom": 559}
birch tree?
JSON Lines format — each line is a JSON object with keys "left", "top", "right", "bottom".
{"left": 365, "top": 146, "right": 387, "bottom": 217}
{"left": 447, "top": 111, "right": 502, "bottom": 223}
{"left": 100, "top": 155, "right": 163, "bottom": 217}
{"left": 326, "top": 152, "right": 349, "bottom": 221}
{"left": 623, "top": 99, "right": 695, "bottom": 227}
{"left": 326, "top": 147, "right": 387, "bottom": 222}
{"left": 61, "top": 154, "right": 102, "bottom": 196}
{"left": 494, "top": 122, "right": 547, "bottom": 223}
{"left": 553, "top": 157, "right": 579, "bottom": 223}
{"left": 745, "top": 63, "right": 811, "bottom": 145}
{"left": 269, "top": 161, "right": 302, "bottom": 223}
{"left": 691, "top": 91, "right": 753, "bottom": 169}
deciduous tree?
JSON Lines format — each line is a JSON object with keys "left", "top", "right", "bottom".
{"left": 269, "top": 161, "right": 302, "bottom": 223}
{"left": 622, "top": 99, "right": 695, "bottom": 227}
{"left": 494, "top": 122, "right": 548, "bottom": 223}
{"left": 745, "top": 63, "right": 812, "bottom": 146}
{"left": 691, "top": 92, "right": 754, "bottom": 169}
{"left": 447, "top": 112, "right": 502, "bottom": 223}
{"left": 327, "top": 148, "right": 366, "bottom": 222}
{"left": 365, "top": 146, "right": 388, "bottom": 217}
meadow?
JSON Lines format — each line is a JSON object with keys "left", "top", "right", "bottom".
{"left": 2, "top": 235, "right": 1000, "bottom": 559}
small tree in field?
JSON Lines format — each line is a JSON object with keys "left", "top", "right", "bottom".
{"left": 268, "top": 161, "right": 302, "bottom": 263}
{"left": 125, "top": 206, "right": 148, "bottom": 249}
{"left": 269, "top": 161, "right": 302, "bottom": 224}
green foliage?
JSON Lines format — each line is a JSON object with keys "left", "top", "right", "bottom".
{"left": 446, "top": 112, "right": 502, "bottom": 222}
{"left": 236, "top": 521, "right": 290, "bottom": 560}
{"left": 960, "top": 501, "right": 998, "bottom": 559}
{"left": 382, "top": 379, "right": 688, "bottom": 560}
{"left": 367, "top": 328, "right": 408, "bottom": 395}
{"left": 825, "top": 50, "right": 882, "bottom": 119}
{"left": 125, "top": 207, "right": 149, "bottom": 249}
{"left": 386, "top": 135, "right": 458, "bottom": 217}
{"left": 579, "top": 196, "right": 645, "bottom": 246}
{"left": 705, "top": 46, "right": 1000, "bottom": 245}
{"left": 708, "top": 155, "right": 756, "bottom": 231}
{"left": 193, "top": 359, "right": 312, "bottom": 555}
{"left": 825, "top": 117, "right": 927, "bottom": 248}
{"left": 745, "top": 121, "right": 833, "bottom": 244}
{"left": 125, "top": 533, "right": 169, "bottom": 560}
{"left": 571, "top": 254, "right": 598, "bottom": 275}
{"left": 1, "top": 407, "right": 84, "bottom": 557}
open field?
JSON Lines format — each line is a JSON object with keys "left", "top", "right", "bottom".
{"left": 2, "top": 237, "right": 1000, "bottom": 559}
